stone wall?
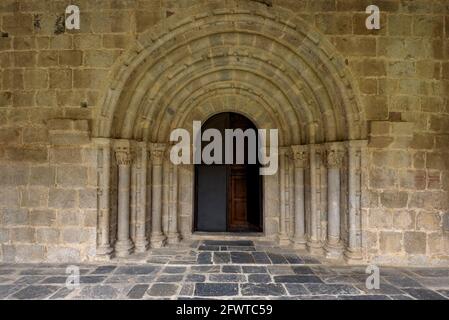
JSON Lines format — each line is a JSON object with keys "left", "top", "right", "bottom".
{"left": 0, "top": 0, "right": 448, "bottom": 265}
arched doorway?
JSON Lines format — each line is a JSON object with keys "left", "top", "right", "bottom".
{"left": 194, "top": 113, "right": 263, "bottom": 233}
{"left": 93, "top": 1, "right": 368, "bottom": 263}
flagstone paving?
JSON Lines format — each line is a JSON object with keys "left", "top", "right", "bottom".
{"left": 0, "top": 241, "right": 448, "bottom": 300}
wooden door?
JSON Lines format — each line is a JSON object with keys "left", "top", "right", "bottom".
{"left": 228, "top": 165, "right": 248, "bottom": 231}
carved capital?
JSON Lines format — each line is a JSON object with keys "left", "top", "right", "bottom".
{"left": 326, "top": 149, "right": 344, "bottom": 169}
{"left": 115, "top": 147, "right": 132, "bottom": 166}
{"left": 150, "top": 143, "right": 167, "bottom": 165}
{"left": 290, "top": 145, "right": 309, "bottom": 168}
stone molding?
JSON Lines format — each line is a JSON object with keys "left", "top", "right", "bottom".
{"left": 290, "top": 145, "right": 309, "bottom": 168}
{"left": 149, "top": 143, "right": 167, "bottom": 165}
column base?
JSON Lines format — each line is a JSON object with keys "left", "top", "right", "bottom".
{"left": 114, "top": 240, "right": 134, "bottom": 257}
{"left": 292, "top": 237, "right": 307, "bottom": 250}
{"left": 134, "top": 238, "right": 150, "bottom": 253}
{"left": 306, "top": 240, "right": 324, "bottom": 255}
{"left": 96, "top": 244, "right": 114, "bottom": 256}
{"left": 150, "top": 233, "right": 167, "bottom": 248}
{"left": 278, "top": 234, "right": 291, "bottom": 246}
{"left": 95, "top": 245, "right": 114, "bottom": 261}
{"left": 167, "top": 233, "right": 181, "bottom": 245}
{"left": 324, "top": 242, "right": 344, "bottom": 260}
{"left": 344, "top": 248, "right": 363, "bottom": 264}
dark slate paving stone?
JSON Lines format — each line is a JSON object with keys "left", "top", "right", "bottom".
{"left": 356, "top": 283, "right": 405, "bottom": 295}
{"left": 385, "top": 276, "right": 424, "bottom": 288}
{"left": 0, "top": 285, "right": 22, "bottom": 299}
{"left": 115, "top": 266, "right": 159, "bottom": 275}
{"left": 248, "top": 274, "right": 272, "bottom": 283}
{"left": 274, "top": 275, "right": 323, "bottom": 284}
{"left": 12, "top": 285, "right": 59, "bottom": 300}
{"left": 252, "top": 252, "right": 271, "bottom": 264}
{"left": 305, "top": 284, "right": 361, "bottom": 295}
{"left": 197, "top": 252, "right": 212, "bottom": 264}
{"left": 242, "top": 266, "right": 267, "bottom": 273}
{"left": 209, "top": 274, "right": 246, "bottom": 283}
{"left": 402, "top": 288, "right": 447, "bottom": 300}
{"left": 135, "top": 275, "right": 157, "bottom": 283}
{"left": 267, "top": 253, "right": 288, "bottom": 264}
{"left": 14, "top": 276, "right": 46, "bottom": 285}
{"left": 227, "top": 246, "right": 256, "bottom": 252}
{"left": 19, "top": 268, "right": 66, "bottom": 276}
{"left": 321, "top": 275, "right": 359, "bottom": 284}
{"left": 79, "top": 285, "right": 119, "bottom": 299}
{"left": 310, "top": 266, "right": 338, "bottom": 275}
{"left": 191, "top": 265, "right": 220, "bottom": 273}
{"left": 40, "top": 276, "right": 67, "bottom": 284}
{"left": 302, "top": 257, "right": 321, "bottom": 264}
{"left": 91, "top": 265, "right": 117, "bottom": 274}
{"left": 127, "top": 284, "right": 149, "bottom": 299}
{"left": 213, "top": 252, "right": 231, "bottom": 264}
{"left": 230, "top": 252, "right": 255, "bottom": 264}
{"left": 268, "top": 266, "right": 296, "bottom": 275}
{"left": 156, "top": 275, "right": 183, "bottom": 283}
{"left": 339, "top": 295, "right": 391, "bottom": 300}
{"left": 80, "top": 276, "right": 106, "bottom": 284}
{"left": 195, "top": 283, "right": 238, "bottom": 297}
{"left": 104, "top": 275, "right": 134, "bottom": 284}
{"left": 179, "top": 283, "right": 194, "bottom": 296}
{"left": 292, "top": 266, "right": 315, "bottom": 275}
{"left": 0, "top": 269, "right": 15, "bottom": 275}
{"left": 49, "top": 287, "right": 74, "bottom": 300}
{"left": 203, "top": 240, "right": 254, "bottom": 247}
{"left": 437, "top": 290, "right": 449, "bottom": 298}
{"left": 241, "top": 283, "right": 286, "bottom": 296}
{"left": 221, "top": 265, "right": 241, "bottom": 273}
{"left": 198, "top": 245, "right": 220, "bottom": 251}
{"left": 162, "top": 266, "right": 186, "bottom": 274}
{"left": 284, "top": 254, "right": 305, "bottom": 264}
{"left": 185, "top": 274, "right": 206, "bottom": 282}
{"left": 148, "top": 283, "right": 179, "bottom": 297}
{"left": 284, "top": 284, "right": 310, "bottom": 296}
{"left": 409, "top": 268, "right": 449, "bottom": 278}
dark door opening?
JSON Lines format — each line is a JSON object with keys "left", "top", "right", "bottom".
{"left": 194, "top": 113, "right": 263, "bottom": 233}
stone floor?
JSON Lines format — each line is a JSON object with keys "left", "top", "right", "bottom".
{"left": 1, "top": 240, "right": 449, "bottom": 300}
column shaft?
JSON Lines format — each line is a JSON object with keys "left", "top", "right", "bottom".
{"left": 150, "top": 144, "right": 166, "bottom": 248}
{"left": 135, "top": 144, "right": 149, "bottom": 252}
{"left": 115, "top": 149, "right": 134, "bottom": 257}
{"left": 344, "top": 141, "right": 366, "bottom": 263}
{"left": 96, "top": 142, "right": 113, "bottom": 257}
{"left": 278, "top": 148, "right": 290, "bottom": 245}
{"left": 307, "top": 145, "right": 323, "bottom": 254}
{"left": 291, "top": 145, "right": 307, "bottom": 249}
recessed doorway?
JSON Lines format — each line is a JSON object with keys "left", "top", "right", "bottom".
{"left": 194, "top": 112, "right": 263, "bottom": 233}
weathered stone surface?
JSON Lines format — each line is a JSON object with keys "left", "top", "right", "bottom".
{"left": 0, "top": 0, "right": 448, "bottom": 268}
{"left": 404, "top": 232, "right": 427, "bottom": 254}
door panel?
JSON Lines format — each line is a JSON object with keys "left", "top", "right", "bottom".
{"left": 196, "top": 165, "right": 227, "bottom": 232}
{"left": 195, "top": 112, "right": 263, "bottom": 233}
{"left": 229, "top": 166, "right": 248, "bottom": 231}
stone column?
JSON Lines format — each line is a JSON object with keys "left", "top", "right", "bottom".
{"left": 134, "top": 143, "right": 149, "bottom": 252}
{"left": 94, "top": 138, "right": 113, "bottom": 258}
{"left": 291, "top": 145, "right": 308, "bottom": 249}
{"left": 278, "top": 147, "right": 290, "bottom": 245}
{"left": 307, "top": 144, "right": 323, "bottom": 254}
{"left": 114, "top": 146, "right": 134, "bottom": 257}
{"left": 344, "top": 140, "right": 366, "bottom": 263}
{"left": 324, "top": 145, "right": 344, "bottom": 259}
{"left": 150, "top": 143, "right": 167, "bottom": 248}
{"left": 167, "top": 163, "right": 180, "bottom": 244}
